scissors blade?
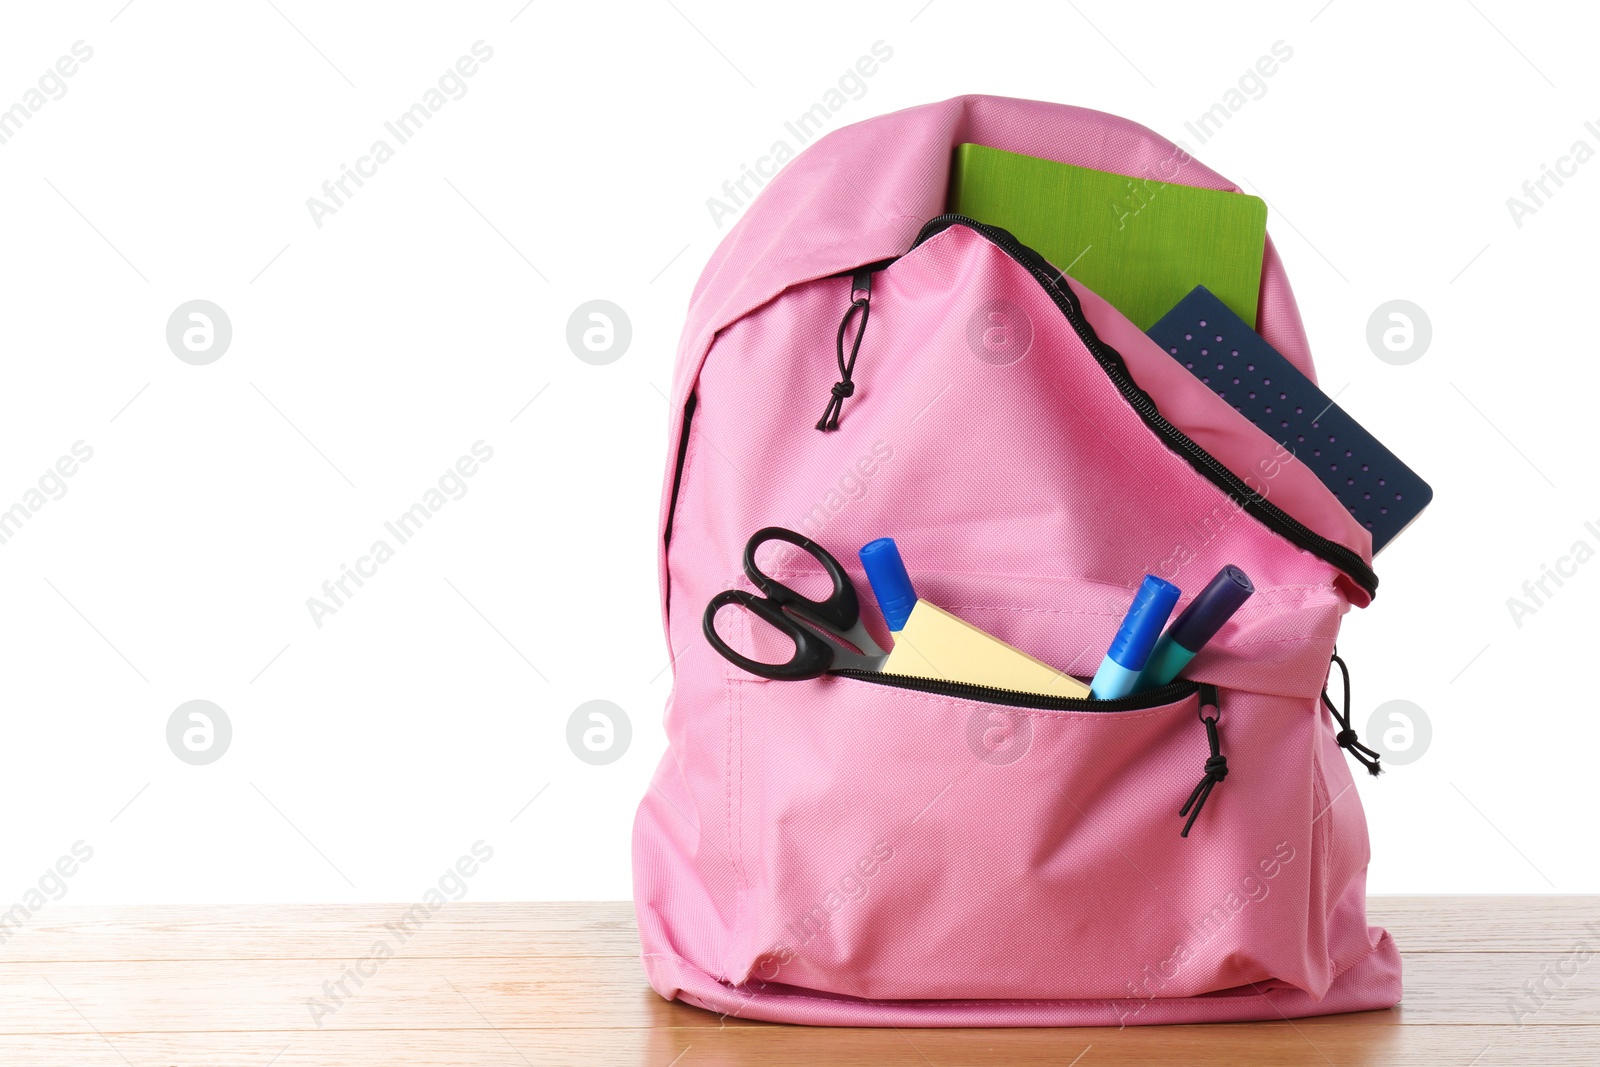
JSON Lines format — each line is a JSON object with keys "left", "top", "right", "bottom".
{"left": 786, "top": 610, "right": 887, "bottom": 672}
{"left": 830, "top": 615, "right": 888, "bottom": 661}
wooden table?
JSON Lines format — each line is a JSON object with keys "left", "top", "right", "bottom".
{"left": 3, "top": 898, "right": 1595, "bottom": 1065}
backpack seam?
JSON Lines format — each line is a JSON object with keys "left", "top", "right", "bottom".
{"left": 663, "top": 400, "right": 709, "bottom": 633}
{"left": 693, "top": 929, "right": 1396, "bottom": 1010}
{"left": 723, "top": 670, "right": 748, "bottom": 981}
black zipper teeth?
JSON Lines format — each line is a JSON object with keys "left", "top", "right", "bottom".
{"left": 911, "top": 214, "right": 1379, "bottom": 599}
{"left": 831, "top": 257, "right": 898, "bottom": 280}
{"left": 662, "top": 391, "right": 697, "bottom": 549}
{"left": 832, "top": 668, "right": 1198, "bottom": 712}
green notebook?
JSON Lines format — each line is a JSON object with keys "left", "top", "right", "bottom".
{"left": 948, "top": 143, "right": 1268, "bottom": 331}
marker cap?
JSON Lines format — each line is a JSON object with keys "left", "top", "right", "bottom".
{"left": 1105, "top": 574, "right": 1181, "bottom": 671}
{"left": 859, "top": 538, "right": 917, "bottom": 631}
{"left": 1167, "top": 565, "right": 1255, "bottom": 653}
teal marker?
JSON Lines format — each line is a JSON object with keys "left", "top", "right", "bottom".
{"left": 1135, "top": 566, "right": 1254, "bottom": 692}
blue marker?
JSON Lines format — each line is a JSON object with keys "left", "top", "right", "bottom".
{"left": 858, "top": 538, "right": 917, "bottom": 631}
{"left": 1134, "top": 566, "right": 1254, "bottom": 692}
{"left": 1090, "top": 575, "right": 1181, "bottom": 699}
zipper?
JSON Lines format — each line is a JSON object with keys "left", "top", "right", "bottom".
{"left": 832, "top": 668, "right": 1198, "bottom": 712}
{"left": 909, "top": 214, "right": 1379, "bottom": 600}
{"left": 843, "top": 666, "right": 1223, "bottom": 836}
{"left": 660, "top": 390, "right": 698, "bottom": 629}
{"left": 662, "top": 390, "right": 697, "bottom": 550}
{"left": 815, "top": 267, "right": 874, "bottom": 432}
{"left": 1181, "top": 682, "right": 1227, "bottom": 836}
{"left": 1322, "top": 648, "right": 1382, "bottom": 775}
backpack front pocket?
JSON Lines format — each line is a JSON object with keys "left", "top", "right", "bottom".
{"left": 723, "top": 670, "right": 1324, "bottom": 1005}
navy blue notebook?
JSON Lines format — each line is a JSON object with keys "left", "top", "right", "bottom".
{"left": 1147, "top": 286, "right": 1431, "bottom": 553}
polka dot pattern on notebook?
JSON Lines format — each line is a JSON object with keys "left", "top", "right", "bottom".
{"left": 1146, "top": 287, "right": 1433, "bottom": 553}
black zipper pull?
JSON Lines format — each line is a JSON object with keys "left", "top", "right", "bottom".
{"left": 816, "top": 268, "right": 872, "bottom": 432}
{"left": 1179, "top": 683, "right": 1228, "bottom": 837}
{"left": 1323, "top": 650, "right": 1382, "bottom": 776}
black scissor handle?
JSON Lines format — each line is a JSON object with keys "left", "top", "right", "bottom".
{"left": 702, "top": 589, "right": 837, "bottom": 680}
{"left": 741, "top": 526, "right": 861, "bottom": 634}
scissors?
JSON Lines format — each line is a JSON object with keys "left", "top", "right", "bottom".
{"left": 702, "top": 527, "right": 889, "bottom": 680}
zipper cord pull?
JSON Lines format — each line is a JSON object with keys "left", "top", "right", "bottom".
{"left": 1179, "top": 683, "right": 1228, "bottom": 837}
{"left": 1323, "top": 649, "right": 1382, "bottom": 776}
{"left": 816, "top": 269, "right": 872, "bottom": 432}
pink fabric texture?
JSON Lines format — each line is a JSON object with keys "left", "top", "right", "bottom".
{"left": 635, "top": 95, "right": 1401, "bottom": 1026}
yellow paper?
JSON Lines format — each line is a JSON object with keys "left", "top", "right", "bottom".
{"left": 882, "top": 601, "right": 1091, "bottom": 699}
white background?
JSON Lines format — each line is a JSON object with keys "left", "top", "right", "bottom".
{"left": 1, "top": 0, "right": 1594, "bottom": 907}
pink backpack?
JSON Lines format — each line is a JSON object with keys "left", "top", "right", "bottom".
{"left": 634, "top": 95, "right": 1402, "bottom": 1026}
